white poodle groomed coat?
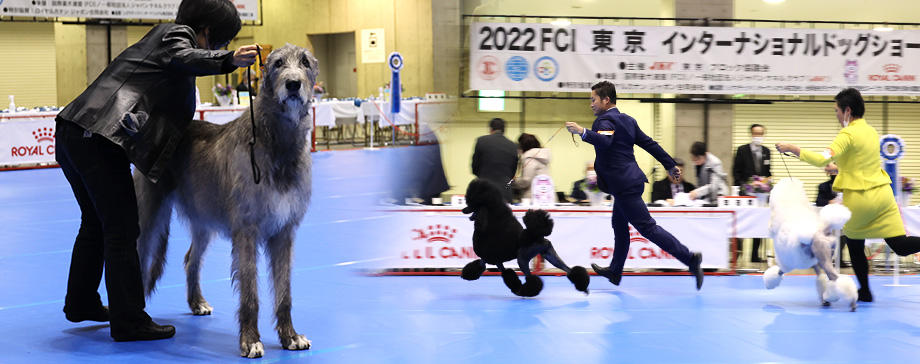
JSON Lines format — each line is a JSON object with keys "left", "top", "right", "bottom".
{"left": 764, "top": 178, "right": 858, "bottom": 311}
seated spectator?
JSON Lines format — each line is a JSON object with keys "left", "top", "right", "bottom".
{"left": 570, "top": 162, "right": 595, "bottom": 202}
{"left": 651, "top": 158, "right": 696, "bottom": 204}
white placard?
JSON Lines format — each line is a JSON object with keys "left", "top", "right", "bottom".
{"left": 0, "top": 117, "right": 57, "bottom": 166}
{"left": 0, "top": 0, "right": 260, "bottom": 21}
{"left": 531, "top": 174, "right": 555, "bottom": 207}
{"left": 361, "top": 28, "right": 386, "bottom": 64}
{"left": 470, "top": 22, "right": 920, "bottom": 95}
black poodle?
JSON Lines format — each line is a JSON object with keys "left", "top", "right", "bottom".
{"left": 460, "top": 179, "right": 589, "bottom": 297}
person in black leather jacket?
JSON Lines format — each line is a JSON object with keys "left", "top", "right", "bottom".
{"left": 54, "top": 0, "right": 258, "bottom": 342}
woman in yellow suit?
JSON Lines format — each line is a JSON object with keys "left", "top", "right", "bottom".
{"left": 776, "top": 88, "right": 920, "bottom": 303}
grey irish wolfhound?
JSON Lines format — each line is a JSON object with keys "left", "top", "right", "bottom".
{"left": 134, "top": 44, "right": 318, "bottom": 358}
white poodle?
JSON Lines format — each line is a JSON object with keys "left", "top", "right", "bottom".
{"left": 763, "top": 178, "right": 858, "bottom": 311}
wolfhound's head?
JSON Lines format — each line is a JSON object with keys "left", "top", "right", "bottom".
{"left": 261, "top": 44, "right": 319, "bottom": 117}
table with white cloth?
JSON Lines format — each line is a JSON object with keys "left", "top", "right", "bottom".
{"left": 375, "top": 205, "right": 920, "bottom": 273}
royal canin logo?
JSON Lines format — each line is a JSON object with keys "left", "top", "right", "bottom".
{"left": 869, "top": 64, "right": 915, "bottom": 81}
{"left": 32, "top": 127, "right": 54, "bottom": 143}
{"left": 411, "top": 224, "right": 457, "bottom": 243}
{"left": 589, "top": 226, "right": 676, "bottom": 260}
{"left": 9, "top": 127, "right": 55, "bottom": 158}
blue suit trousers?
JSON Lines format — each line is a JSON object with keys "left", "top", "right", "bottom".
{"left": 607, "top": 183, "right": 693, "bottom": 272}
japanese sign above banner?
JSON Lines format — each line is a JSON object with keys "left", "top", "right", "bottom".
{"left": 0, "top": 0, "right": 259, "bottom": 22}
{"left": 469, "top": 22, "right": 920, "bottom": 96}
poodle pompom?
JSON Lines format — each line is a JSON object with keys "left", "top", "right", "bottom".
{"left": 763, "top": 265, "right": 783, "bottom": 289}
{"left": 819, "top": 203, "right": 852, "bottom": 230}
{"left": 522, "top": 209, "right": 554, "bottom": 237}
{"left": 834, "top": 275, "right": 859, "bottom": 311}
{"left": 516, "top": 274, "right": 544, "bottom": 297}
{"left": 567, "top": 266, "right": 590, "bottom": 294}
{"left": 461, "top": 259, "right": 486, "bottom": 281}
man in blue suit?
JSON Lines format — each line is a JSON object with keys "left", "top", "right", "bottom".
{"left": 565, "top": 81, "right": 703, "bottom": 289}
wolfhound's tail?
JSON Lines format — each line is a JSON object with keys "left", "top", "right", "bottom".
{"left": 134, "top": 172, "right": 175, "bottom": 297}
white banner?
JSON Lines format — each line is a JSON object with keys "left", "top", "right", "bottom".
{"left": 470, "top": 22, "right": 920, "bottom": 95}
{"left": 385, "top": 208, "right": 730, "bottom": 270}
{"left": 0, "top": 0, "right": 260, "bottom": 21}
{"left": 0, "top": 106, "right": 247, "bottom": 167}
{"left": 0, "top": 116, "right": 58, "bottom": 166}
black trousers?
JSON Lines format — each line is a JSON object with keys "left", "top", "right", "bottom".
{"left": 843, "top": 235, "right": 920, "bottom": 292}
{"left": 56, "top": 121, "right": 148, "bottom": 328}
{"left": 606, "top": 183, "right": 694, "bottom": 273}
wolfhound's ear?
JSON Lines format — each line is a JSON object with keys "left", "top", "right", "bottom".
{"left": 302, "top": 50, "right": 319, "bottom": 80}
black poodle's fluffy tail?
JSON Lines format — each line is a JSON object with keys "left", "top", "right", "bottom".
{"left": 522, "top": 209, "right": 554, "bottom": 238}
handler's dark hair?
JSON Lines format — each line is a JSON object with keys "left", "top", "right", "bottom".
{"left": 489, "top": 118, "right": 505, "bottom": 133}
{"left": 517, "top": 133, "right": 541, "bottom": 153}
{"left": 690, "top": 141, "right": 707, "bottom": 157}
{"left": 175, "top": 0, "right": 242, "bottom": 49}
{"left": 591, "top": 81, "right": 617, "bottom": 104}
{"left": 834, "top": 88, "right": 865, "bottom": 118}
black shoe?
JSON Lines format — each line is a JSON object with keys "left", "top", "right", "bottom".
{"left": 689, "top": 252, "right": 704, "bottom": 290}
{"left": 750, "top": 256, "right": 763, "bottom": 263}
{"left": 591, "top": 263, "right": 621, "bottom": 286}
{"left": 857, "top": 288, "right": 873, "bottom": 302}
{"left": 65, "top": 305, "right": 110, "bottom": 323}
{"left": 112, "top": 320, "right": 176, "bottom": 342}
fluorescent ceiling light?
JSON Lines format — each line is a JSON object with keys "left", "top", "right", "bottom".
{"left": 478, "top": 90, "right": 505, "bottom": 112}
{"left": 873, "top": 26, "right": 894, "bottom": 32}
{"left": 550, "top": 19, "right": 571, "bottom": 27}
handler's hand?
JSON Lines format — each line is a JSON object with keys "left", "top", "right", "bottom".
{"left": 775, "top": 142, "right": 801, "bottom": 157}
{"left": 565, "top": 122, "right": 584, "bottom": 135}
{"left": 233, "top": 44, "right": 260, "bottom": 68}
{"left": 668, "top": 166, "right": 682, "bottom": 180}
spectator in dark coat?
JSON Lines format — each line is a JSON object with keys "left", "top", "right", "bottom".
{"left": 472, "top": 118, "right": 519, "bottom": 202}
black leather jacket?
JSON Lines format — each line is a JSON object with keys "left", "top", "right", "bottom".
{"left": 56, "top": 23, "right": 237, "bottom": 183}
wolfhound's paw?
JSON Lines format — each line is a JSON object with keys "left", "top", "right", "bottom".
{"left": 189, "top": 301, "right": 213, "bottom": 315}
{"left": 240, "top": 341, "right": 264, "bottom": 358}
{"left": 282, "top": 334, "right": 312, "bottom": 350}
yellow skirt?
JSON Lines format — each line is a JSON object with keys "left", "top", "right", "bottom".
{"left": 840, "top": 184, "right": 906, "bottom": 239}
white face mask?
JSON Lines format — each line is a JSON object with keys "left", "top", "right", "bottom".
{"left": 751, "top": 137, "right": 764, "bottom": 146}
{"left": 586, "top": 170, "right": 597, "bottom": 183}
{"left": 843, "top": 114, "right": 851, "bottom": 127}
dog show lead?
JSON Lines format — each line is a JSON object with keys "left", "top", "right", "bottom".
{"left": 53, "top": 0, "right": 258, "bottom": 342}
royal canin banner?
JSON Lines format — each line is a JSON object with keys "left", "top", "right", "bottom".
{"left": 388, "top": 208, "right": 730, "bottom": 270}
{"left": 470, "top": 22, "right": 920, "bottom": 95}
{"left": 0, "top": 117, "right": 58, "bottom": 166}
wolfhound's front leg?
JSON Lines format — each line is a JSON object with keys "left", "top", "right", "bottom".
{"left": 232, "top": 228, "right": 263, "bottom": 358}
{"left": 267, "top": 226, "right": 311, "bottom": 351}
{"left": 185, "top": 226, "right": 213, "bottom": 315}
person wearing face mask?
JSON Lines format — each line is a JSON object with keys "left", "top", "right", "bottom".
{"left": 776, "top": 88, "right": 920, "bottom": 303}
{"left": 732, "top": 124, "right": 771, "bottom": 263}
{"left": 53, "top": 0, "right": 258, "bottom": 341}
{"left": 570, "top": 162, "right": 597, "bottom": 202}
{"left": 651, "top": 157, "right": 695, "bottom": 204}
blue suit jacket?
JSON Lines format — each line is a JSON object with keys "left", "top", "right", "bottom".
{"left": 582, "top": 107, "right": 676, "bottom": 195}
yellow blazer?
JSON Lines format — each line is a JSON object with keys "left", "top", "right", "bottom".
{"left": 799, "top": 119, "right": 892, "bottom": 192}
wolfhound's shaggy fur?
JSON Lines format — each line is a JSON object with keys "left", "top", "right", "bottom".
{"left": 134, "top": 44, "right": 318, "bottom": 358}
